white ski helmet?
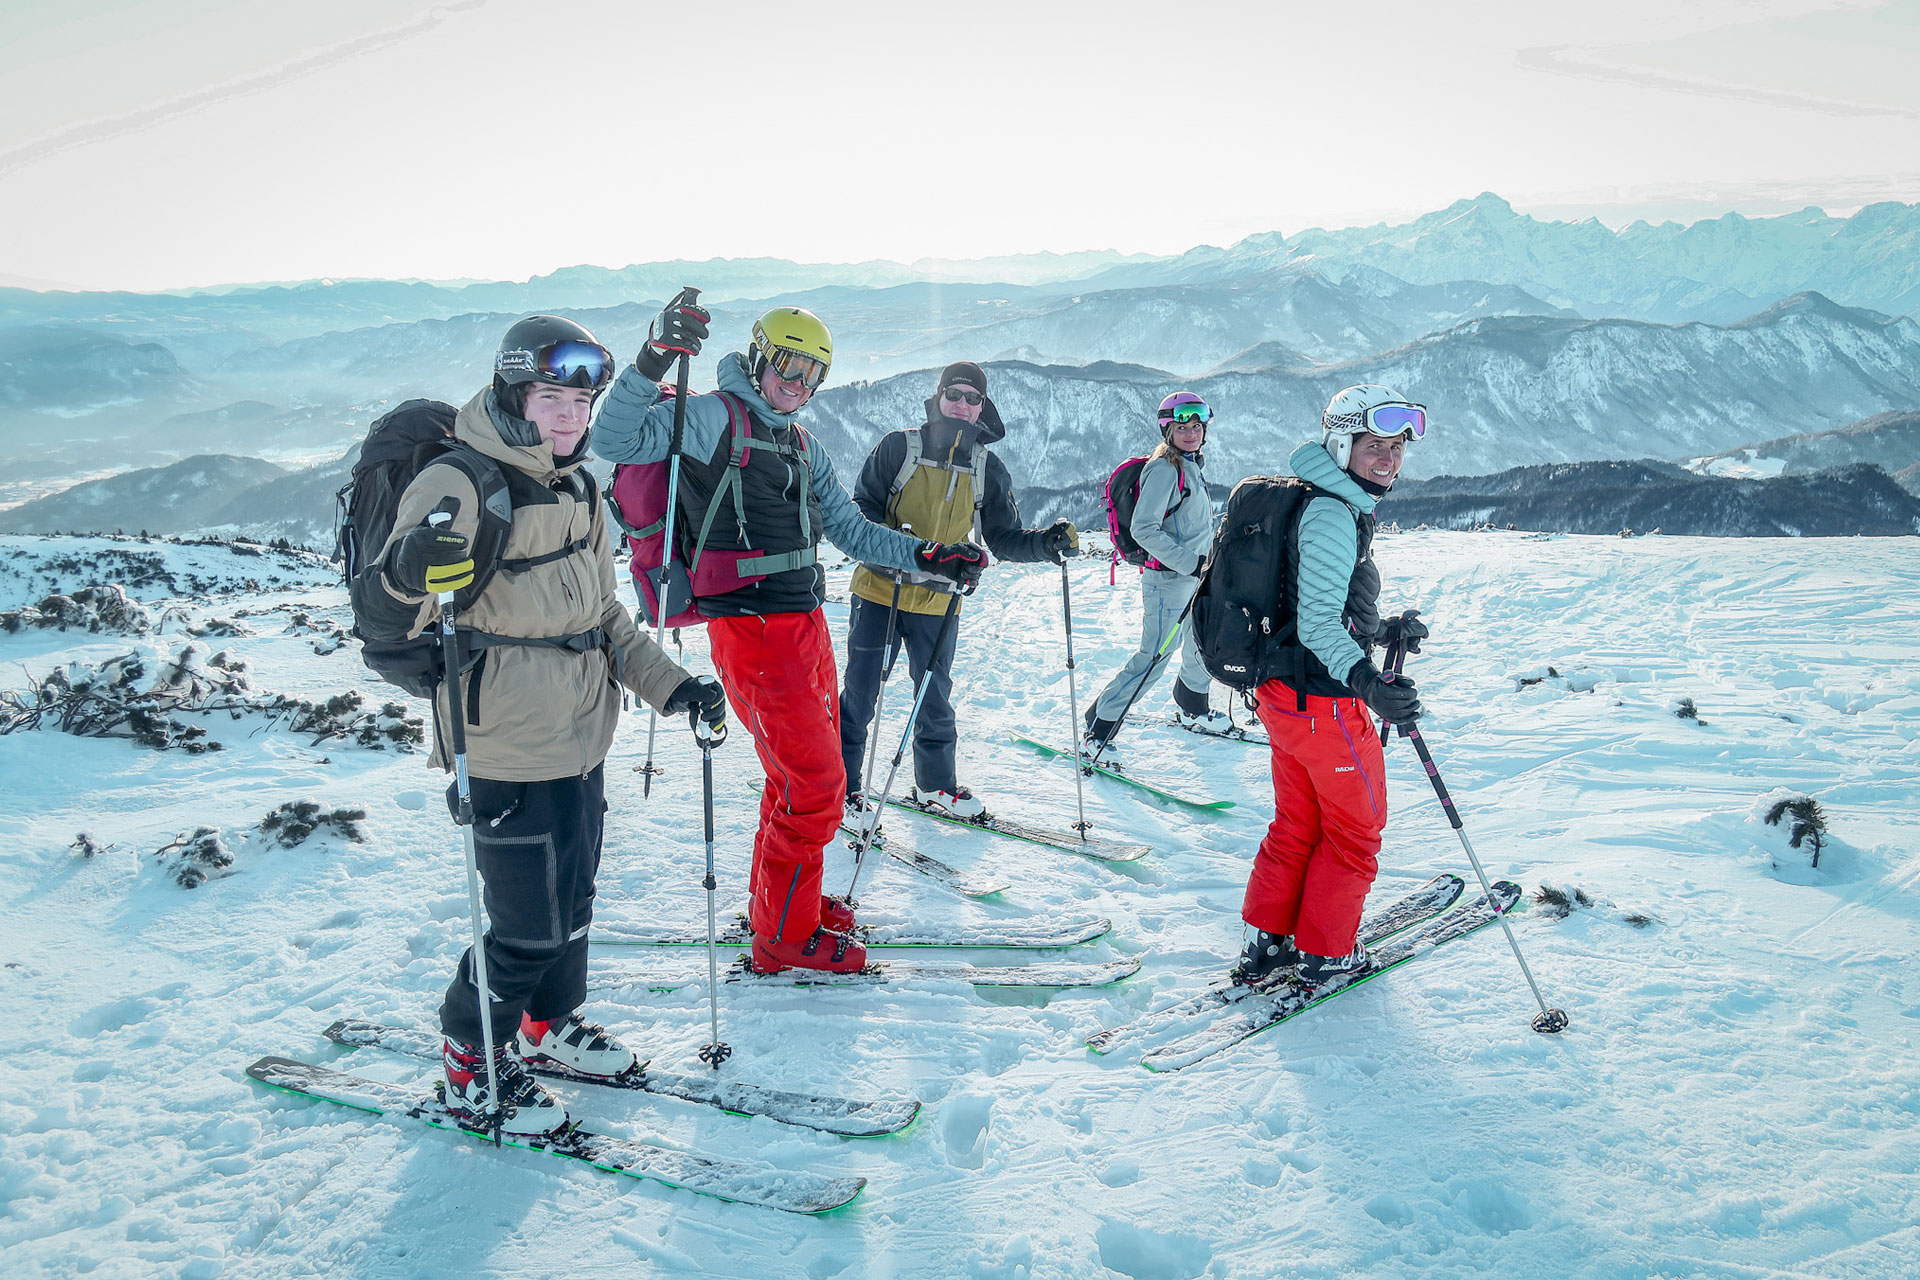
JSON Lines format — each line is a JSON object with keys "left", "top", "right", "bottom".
{"left": 1321, "top": 384, "right": 1428, "bottom": 469}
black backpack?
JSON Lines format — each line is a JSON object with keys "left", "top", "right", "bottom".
{"left": 335, "top": 400, "right": 515, "bottom": 697}
{"left": 1190, "top": 475, "right": 1318, "bottom": 693}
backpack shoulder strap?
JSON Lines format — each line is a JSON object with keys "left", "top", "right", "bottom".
{"left": 417, "top": 443, "right": 513, "bottom": 609}
{"left": 886, "top": 428, "right": 924, "bottom": 505}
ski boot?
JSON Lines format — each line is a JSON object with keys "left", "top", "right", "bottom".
{"left": 1230, "top": 929, "right": 1302, "bottom": 987}
{"left": 750, "top": 927, "right": 867, "bottom": 975}
{"left": 908, "top": 784, "right": 986, "bottom": 820}
{"left": 516, "top": 1011, "right": 636, "bottom": 1079}
{"left": 820, "top": 894, "right": 856, "bottom": 933}
{"left": 1176, "top": 708, "right": 1236, "bottom": 736}
{"left": 443, "top": 1038, "right": 567, "bottom": 1137}
{"left": 1297, "top": 941, "right": 1371, "bottom": 988}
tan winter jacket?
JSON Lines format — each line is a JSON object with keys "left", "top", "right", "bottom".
{"left": 373, "top": 388, "right": 690, "bottom": 781}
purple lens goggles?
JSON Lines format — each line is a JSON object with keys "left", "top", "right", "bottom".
{"left": 1366, "top": 403, "right": 1426, "bottom": 439}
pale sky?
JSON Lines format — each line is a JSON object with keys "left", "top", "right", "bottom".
{"left": 3, "top": 0, "right": 1918, "bottom": 292}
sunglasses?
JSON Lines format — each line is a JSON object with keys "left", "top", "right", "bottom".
{"left": 496, "top": 339, "right": 614, "bottom": 390}
{"left": 1364, "top": 403, "right": 1426, "bottom": 440}
{"left": 943, "top": 387, "right": 983, "bottom": 406}
{"left": 767, "top": 346, "right": 829, "bottom": 391}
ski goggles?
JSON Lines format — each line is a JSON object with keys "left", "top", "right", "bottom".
{"left": 495, "top": 339, "right": 615, "bottom": 390}
{"left": 942, "top": 387, "right": 983, "bottom": 406}
{"left": 1361, "top": 402, "right": 1427, "bottom": 440}
{"left": 765, "top": 346, "right": 829, "bottom": 391}
{"left": 1162, "top": 402, "right": 1212, "bottom": 426}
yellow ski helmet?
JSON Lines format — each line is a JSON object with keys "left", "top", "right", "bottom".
{"left": 750, "top": 307, "right": 833, "bottom": 391}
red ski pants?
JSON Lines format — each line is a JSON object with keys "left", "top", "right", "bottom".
{"left": 1240, "top": 679, "right": 1388, "bottom": 957}
{"left": 707, "top": 610, "right": 846, "bottom": 944}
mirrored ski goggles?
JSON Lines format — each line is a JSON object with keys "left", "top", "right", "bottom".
{"left": 766, "top": 346, "right": 829, "bottom": 390}
{"left": 496, "top": 339, "right": 615, "bottom": 389}
{"left": 943, "top": 387, "right": 983, "bottom": 406}
{"left": 1363, "top": 402, "right": 1427, "bottom": 440}
{"left": 1163, "top": 402, "right": 1212, "bottom": 426}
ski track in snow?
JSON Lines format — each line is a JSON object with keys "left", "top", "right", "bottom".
{"left": 2, "top": 531, "right": 1918, "bottom": 1279}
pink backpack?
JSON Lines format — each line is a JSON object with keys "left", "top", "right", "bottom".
{"left": 603, "top": 390, "right": 814, "bottom": 627}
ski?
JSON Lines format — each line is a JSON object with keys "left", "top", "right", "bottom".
{"left": 591, "top": 954, "right": 1141, "bottom": 992}
{"left": 594, "top": 911, "right": 1112, "bottom": 950}
{"left": 879, "top": 796, "right": 1152, "bottom": 862}
{"left": 1164, "top": 717, "right": 1268, "bottom": 746}
{"left": 1085, "top": 873, "right": 1466, "bottom": 1055}
{"left": 1007, "top": 731, "right": 1235, "bottom": 811}
{"left": 322, "top": 1019, "right": 919, "bottom": 1138}
{"left": 734, "top": 782, "right": 1010, "bottom": 897}
{"left": 836, "top": 817, "right": 1011, "bottom": 898}
{"left": 1139, "top": 880, "right": 1524, "bottom": 1073}
{"left": 245, "top": 1056, "right": 865, "bottom": 1213}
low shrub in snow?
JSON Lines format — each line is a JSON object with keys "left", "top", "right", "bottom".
{"left": 153, "top": 827, "right": 233, "bottom": 889}
{"left": 258, "top": 801, "right": 368, "bottom": 848}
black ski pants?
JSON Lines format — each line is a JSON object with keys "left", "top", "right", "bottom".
{"left": 839, "top": 596, "right": 961, "bottom": 797}
{"left": 438, "top": 765, "right": 606, "bottom": 1048}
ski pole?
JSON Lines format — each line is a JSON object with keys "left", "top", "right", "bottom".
{"left": 639, "top": 285, "right": 701, "bottom": 796}
{"left": 1058, "top": 560, "right": 1090, "bottom": 838}
{"left": 693, "top": 713, "right": 732, "bottom": 1070}
{"left": 1086, "top": 604, "right": 1189, "bottom": 772}
{"left": 1383, "top": 648, "right": 1569, "bottom": 1035}
{"left": 855, "top": 578, "right": 906, "bottom": 843}
{"left": 429, "top": 506, "right": 502, "bottom": 1143}
{"left": 845, "top": 591, "right": 964, "bottom": 903}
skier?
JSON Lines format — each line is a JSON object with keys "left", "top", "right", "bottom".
{"left": 1231, "top": 384, "right": 1429, "bottom": 988}
{"left": 1083, "top": 391, "right": 1226, "bottom": 762}
{"left": 357, "top": 315, "right": 730, "bottom": 1136}
{"left": 593, "top": 299, "right": 987, "bottom": 974}
{"left": 840, "top": 361, "right": 1077, "bottom": 819}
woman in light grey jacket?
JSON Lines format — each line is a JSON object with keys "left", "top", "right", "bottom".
{"left": 1083, "top": 392, "right": 1228, "bottom": 763}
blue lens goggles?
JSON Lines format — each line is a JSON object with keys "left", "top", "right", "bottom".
{"left": 497, "top": 339, "right": 614, "bottom": 390}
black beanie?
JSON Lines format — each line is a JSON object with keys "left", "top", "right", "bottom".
{"left": 938, "top": 361, "right": 987, "bottom": 395}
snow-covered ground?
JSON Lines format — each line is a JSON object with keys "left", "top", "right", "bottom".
{"left": 2, "top": 531, "right": 1917, "bottom": 1280}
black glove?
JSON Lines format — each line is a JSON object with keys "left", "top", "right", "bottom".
{"left": 664, "top": 674, "right": 728, "bottom": 745}
{"left": 386, "top": 523, "right": 474, "bottom": 597}
{"left": 1041, "top": 520, "right": 1079, "bottom": 565}
{"left": 915, "top": 540, "right": 987, "bottom": 591}
{"left": 1348, "top": 660, "right": 1422, "bottom": 726}
{"left": 635, "top": 299, "right": 711, "bottom": 382}
{"left": 1376, "top": 610, "right": 1429, "bottom": 655}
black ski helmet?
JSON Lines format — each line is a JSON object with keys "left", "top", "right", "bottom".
{"left": 493, "top": 315, "right": 614, "bottom": 418}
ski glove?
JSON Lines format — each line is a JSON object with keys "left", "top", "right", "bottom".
{"left": 636, "top": 300, "right": 712, "bottom": 382}
{"left": 664, "top": 674, "right": 728, "bottom": 745}
{"left": 915, "top": 540, "right": 988, "bottom": 591}
{"left": 387, "top": 523, "right": 475, "bottom": 597}
{"left": 1042, "top": 520, "right": 1079, "bottom": 565}
{"left": 1376, "top": 610, "right": 1428, "bottom": 655}
{"left": 1348, "top": 660, "right": 1422, "bottom": 726}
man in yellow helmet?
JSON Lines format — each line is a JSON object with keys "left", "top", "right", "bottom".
{"left": 594, "top": 297, "right": 987, "bottom": 975}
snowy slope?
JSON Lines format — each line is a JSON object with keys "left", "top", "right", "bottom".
{"left": 2, "top": 533, "right": 1917, "bottom": 1279}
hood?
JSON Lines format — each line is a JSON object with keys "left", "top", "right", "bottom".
{"left": 454, "top": 388, "right": 590, "bottom": 483}
{"left": 1289, "top": 440, "right": 1376, "bottom": 514}
{"left": 917, "top": 391, "right": 1005, "bottom": 459}
{"left": 717, "top": 351, "right": 804, "bottom": 431}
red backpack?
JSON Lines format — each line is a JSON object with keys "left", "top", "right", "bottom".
{"left": 604, "top": 390, "right": 813, "bottom": 627}
{"left": 1102, "top": 455, "right": 1190, "bottom": 583}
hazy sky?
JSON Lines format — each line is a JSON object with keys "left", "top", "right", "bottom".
{"left": 3, "top": 0, "right": 1918, "bottom": 291}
